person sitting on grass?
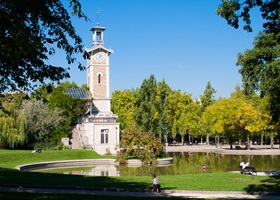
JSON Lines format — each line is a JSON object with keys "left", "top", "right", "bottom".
{"left": 151, "top": 174, "right": 160, "bottom": 193}
{"left": 240, "top": 161, "right": 250, "bottom": 171}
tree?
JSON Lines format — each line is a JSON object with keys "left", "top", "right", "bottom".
{"left": 30, "top": 82, "right": 87, "bottom": 143}
{"left": 168, "top": 91, "right": 193, "bottom": 143}
{"left": 200, "top": 81, "right": 216, "bottom": 144}
{"left": 217, "top": 0, "right": 279, "bottom": 34}
{"left": 45, "top": 82, "right": 87, "bottom": 142}
{"left": 134, "top": 75, "right": 158, "bottom": 132}
{"left": 246, "top": 94, "right": 273, "bottom": 145}
{"left": 19, "top": 99, "right": 65, "bottom": 148}
{"left": 237, "top": 32, "right": 280, "bottom": 123}
{"left": 0, "top": 0, "right": 88, "bottom": 92}
{"left": 30, "top": 84, "right": 55, "bottom": 103}
{"left": 217, "top": 1, "right": 280, "bottom": 124}
{"left": 157, "top": 80, "right": 172, "bottom": 143}
{"left": 203, "top": 87, "right": 271, "bottom": 149}
{"left": 177, "top": 102, "right": 201, "bottom": 145}
{"left": 116, "top": 123, "right": 164, "bottom": 164}
{"left": 0, "top": 91, "right": 28, "bottom": 148}
{"left": 200, "top": 81, "right": 216, "bottom": 112}
{"left": 111, "top": 89, "right": 136, "bottom": 131}
{"left": 202, "top": 98, "right": 227, "bottom": 147}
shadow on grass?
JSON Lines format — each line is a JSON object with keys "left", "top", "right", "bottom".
{"left": 0, "top": 168, "right": 210, "bottom": 200}
{"left": 0, "top": 167, "right": 150, "bottom": 190}
{"left": 244, "top": 175, "right": 280, "bottom": 195}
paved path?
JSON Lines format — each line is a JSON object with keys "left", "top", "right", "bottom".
{"left": 1, "top": 185, "right": 280, "bottom": 199}
{"left": 165, "top": 144, "right": 280, "bottom": 155}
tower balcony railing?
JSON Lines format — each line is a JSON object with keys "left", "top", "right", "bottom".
{"left": 78, "top": 116, "right": 117, "bottom": 124}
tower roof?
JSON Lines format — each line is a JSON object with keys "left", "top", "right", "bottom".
{"left": 90, "top": 25, "right": 106, "bottom": 32}
{"left": 85, "top": 46, "right": 113, "bottom": 54}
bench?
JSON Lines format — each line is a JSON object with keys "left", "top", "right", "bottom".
{"left": 235, "top": 146, "right": 242, "bottom": 150}
{"left": 241, "top": 166, "right": 257, "bottom": 175}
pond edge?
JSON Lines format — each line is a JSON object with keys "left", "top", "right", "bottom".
{"left": 16, "top": 157, "right": 173, "bottom": 171}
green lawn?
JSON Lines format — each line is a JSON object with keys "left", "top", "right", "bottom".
{"left": 0, "top": 149, "right": 112, "bottom": 168}
{"left": 0, "top": 149, "right": 279, "bottom": 193}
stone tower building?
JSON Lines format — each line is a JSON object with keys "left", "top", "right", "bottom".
{"left": 75, "top": 24, "right": 120, "bottom": 155}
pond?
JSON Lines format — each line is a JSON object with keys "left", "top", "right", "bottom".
{"left": 36, "top": 152, "right": 280, "bottom": 176}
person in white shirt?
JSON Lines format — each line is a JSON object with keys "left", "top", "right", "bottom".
{"left": 152, "top": 174, "right": 160, "bottom": 193}
{"left": 240, "top": 161, "right": 250, "bottom": 170}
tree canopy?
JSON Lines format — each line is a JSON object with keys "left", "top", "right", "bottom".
{"left": 217, "top": 0, "right": 280, "bottom": 125}
{"left": 217, "top": 0, "right": 280, "bottom": 33}
{"left": 0, "top": 0, "right": 88, "bottom": 92}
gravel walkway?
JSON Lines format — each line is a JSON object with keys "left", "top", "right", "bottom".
{"left": 1, "top": 185, "right": 280, "bottom": 199}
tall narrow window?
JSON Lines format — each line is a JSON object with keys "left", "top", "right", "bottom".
{"left": 96, "top": 32, "right": 101, "bottom": 40}
{"left": 101, "top": 129, "right": 109, "bottom": 144}
{"left": 101, "top": 171, "right": 109, "bottom": 176}
{"left": 98, "top": 74, "right": 101, "bottom": 84}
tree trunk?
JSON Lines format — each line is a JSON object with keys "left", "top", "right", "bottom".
{"left": 215, "top": 135, "right": 219, "bottom": 148}
{"left": 238, "top": 133, "right": 241, "bottom": 145}
{"left": 181, "top": 134, "right": 185, "bottom": 145}
{"left": 278, "top": 133, "right": 280, "bottom": 149}
{"left": 206, "top": 134, "right": 209, "bottom": 145}
{"left": 271, "top": 138, "right": 274, "bottom": 149}
{"left": 246, "top": 135, "right": 250, "bottom": 150}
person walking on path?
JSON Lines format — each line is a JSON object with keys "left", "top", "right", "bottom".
{"left": 151, "top": 174, "right": 160, "bottom": 193}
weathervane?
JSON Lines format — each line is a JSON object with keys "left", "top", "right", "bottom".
{"left": 97, "top": 9, "right": 100, "bottom": 26}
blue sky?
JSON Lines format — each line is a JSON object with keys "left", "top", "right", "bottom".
{"left": 55, "top": 0, "right": 263, "bottom": 99}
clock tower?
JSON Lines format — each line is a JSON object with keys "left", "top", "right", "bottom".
{"left": 78, "top": 23, "right": 119, "bottom": 156}
{"left": 86, "top": 25, "right": 113, "bottom": 113}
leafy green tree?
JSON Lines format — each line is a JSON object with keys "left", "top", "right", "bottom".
{"left": 168, "top": 91, "right": 193, "bottom": 143}
{"left": 200, "top": 81, "right": 216, "bottom": 112}
{"left": 0, "top": 91, "right": 28, "bottom": 148}
{"left": 202, "top": 98, "right": 226, "bottom": 145}
{"left": 19, "top": 99, "right": 65, "bottom": 148}
{"left": 157, "top": 80, "right": 172, "bottom": 142}
{"left": 47, "top": 83, "right": 86, "bottom": 142}
{"left": 116, "top": 123, "right": 164, "bottom": 164}
{"left": 111, "top": 89, "right": 136, "bottom": 131}
{"left": 246, "top": 94, "right": 273, "bottom": 145}
{"left": 0, "top": 116, "right": 26, "bottom": 149}
{"left": 203, "top": 87, "right": 270, "bottom": 149}
{"left": 227, "top": 89, "right": 257, "bottom": 148}
{"left": 177, "top": 102, "right": 201, "bottom": 144}
{"left": 237, "top": 32, "right": 280, "bottom": 123}
{"left": 30, "top": 84, "right": 55, "bottom": 103}
{"left": 0, "top": 0, "right": 88, "bottom": 92}
{"left": 134, "top": 75, "right": 158, "bottom": 132}
{"left": 217, "top": 1, "right": 280, "bottom": 125}
{"left": 199, "top": 81, "right": 216, "bottom": 144}
{"left": 30, "top": 82, "right": 86, "bottom": 143}
{"left": 217, "top": 0, "right": 279, "bottom": 33}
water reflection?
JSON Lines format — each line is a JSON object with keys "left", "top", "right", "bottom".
{"left": 38, "top": 152, "right": 280, "bottom": 176}
{"left": 38, "top": 165, "right": 119, "bottom": 176}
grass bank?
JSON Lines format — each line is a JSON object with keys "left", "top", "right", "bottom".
{"left": 0, "top": 149, "right": 113, "bottom": 168}
{"left": 0, "top": 150, "right": 279, "bottom": 193}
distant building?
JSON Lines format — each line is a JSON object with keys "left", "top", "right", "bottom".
{"left": 73, "top": 24, "right": 120, "bottom": 155}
